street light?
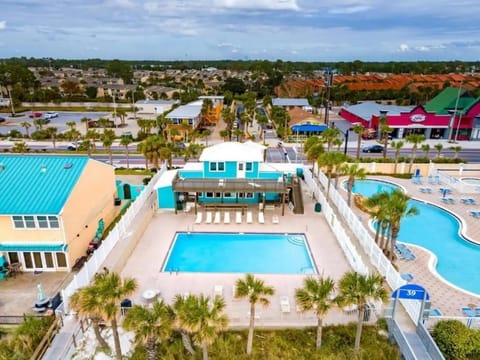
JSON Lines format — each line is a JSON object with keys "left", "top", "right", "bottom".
{"left": 324, "top": 68, "right": 334, "bottom": 126}
{"left": 334, "top": 125, "right": 351, "bottom": 155}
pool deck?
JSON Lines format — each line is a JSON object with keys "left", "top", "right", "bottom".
{"left": 344, "top": 175, "right": 480, "bottom": 318}
{"left": 120, "top": 189, "right": 370, "bottom": 327}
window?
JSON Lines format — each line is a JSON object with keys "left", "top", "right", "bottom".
{"left": 224, "top": 192, "right": 232, "bottom": 198}
{"left": 37, "top": 216, "right": 49, "bottom": 229}
{"left": 56, "top": 253, "right": 67, "bottom": 268}
{"left": 246, "top": 192, "right": 254, "bottom": 199}
{"left": 24, "top": 216, "right": 36, "bottom": 229}
{"left": 238, "top": 163, "right": 244, "bottom": 171}
{"left": 48, "top": 216, "right": 59, "bottom": 228}
{"left": 13, "top": 216, "right": 24, "bottom": 228}
{"left": 205, "top": 192, "right": 214, "bottom": 198}
{"left": 209, "top": 162, "right": 225, "bottom": 172}
{"left": 215, "top": 192, "right": 221, "bottom": 198}
{"left": 246, "top": 162, "right": 253, "bottom": 171}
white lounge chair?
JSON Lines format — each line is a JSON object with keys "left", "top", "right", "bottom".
{"left": 214, "top": 285, "right": 223, "bottom": 297}
{"left": 224, "top": 212, "right": 230, "bottom": 224}
{"left": 235, "top": 211, "right": 242, "bottom": 224}
{"left": 258, "top": 211, "right": 265, "bottom": 224}
{"left": 280, "top": 296, "right": 291, "bottom": 313}
{"left": 214, "top": 211, "right": 221, "bottom": 224}
{"left": 195, "top": 212, "right": 203, "bottom": 224}
{"left": 205, "top": 212, "right": 213, "bottom": 224}
{"left": 272, "top": 215, "right": 279, "bottom": 224}
{"left": 246, "top": 211, "right": 253, "bottom": 224}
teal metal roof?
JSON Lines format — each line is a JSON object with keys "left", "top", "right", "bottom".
{"left": 0, "top": 243, "right": 68, "bottom": 252}
{"left": 0, "top": 155, "right": 89, "bottom": 215}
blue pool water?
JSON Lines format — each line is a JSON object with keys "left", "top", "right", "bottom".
{"left": 163, "top": 232, "right": 316, "bottom": 274}
{"left": 352, "top": 179, "right": 480, "bottom": 296}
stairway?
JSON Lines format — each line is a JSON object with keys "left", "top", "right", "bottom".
{"left": 291, "top": 178, "right": 304, "bottom": 214}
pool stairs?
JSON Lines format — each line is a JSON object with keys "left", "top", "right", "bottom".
{"left": 290, "top": 177, "right": 304, "bottom": 214}
{"left": 287, "top": 236, "right": 305, "bottom": 246}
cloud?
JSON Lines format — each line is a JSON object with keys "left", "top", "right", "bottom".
{"left": 328, "top": 5, "right": 370, "bottom": 14}
{"left": 0, "top": 21, "right": 6, "bottom": 30}
{"left": 399, "top": 43, "right": 410, "bottom": 52}
{"left": 214, "top": 0, "right": 299, "bottom": 10}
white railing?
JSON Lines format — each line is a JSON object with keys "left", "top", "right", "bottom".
{"left": 61, "top": 165, "right": 166, "bottom": 313}
{"left": 307, "top": 165, "right": 420, "bottom": 323}
{"left": 436, "top": 169, "right": 480, "bottom": 194}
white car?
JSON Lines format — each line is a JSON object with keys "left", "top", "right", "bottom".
{"left": 44, "top": 112, "right": 58, "bottom": 120}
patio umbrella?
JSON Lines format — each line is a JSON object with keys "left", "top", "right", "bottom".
{"left": 442, "top": 188, "right": 448, "bottom": 198}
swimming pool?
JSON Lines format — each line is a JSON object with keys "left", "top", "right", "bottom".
{"left": 352, "top": 179, "right": 480, "bottom": 296}
{"left": 460, "top": 177, "right": 480, "bottom": 186}
{"left": 163, "top": 232, "right": 316, "bottom": 274}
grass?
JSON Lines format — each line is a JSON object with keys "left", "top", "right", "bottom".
{"left": 115, "top": 168, "right": 152, "bottom": 176}
{"left": 130, "top": 324, "right": 401, "bottom": 360}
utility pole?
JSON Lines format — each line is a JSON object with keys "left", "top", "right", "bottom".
{"left": 113, "top": 93, "right": 117, "bottom": 128}
{"left": 132, "top": 90, "right": 136, "bottom": 120}
{"left": 324, "top": 68, "right": 333, "bottom": 126}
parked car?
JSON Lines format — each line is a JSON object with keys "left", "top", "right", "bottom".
{"left": 0, "top": 116, "right": 6, "bottom": 123}
{"left": 28, "top": 111, "right": 43, "bottom": 118}
{"left": 362, "top": 145, "right": 384, "bottom": 153}
{"left": 44, "top": 112, "right": 58, "bottom": 120}
{"left": 67, "top": 142, "right": 79, "bottom": 151}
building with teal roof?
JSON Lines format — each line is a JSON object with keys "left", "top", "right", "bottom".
{"left": 0, "top": 155, "right": 118, "bottom": 272}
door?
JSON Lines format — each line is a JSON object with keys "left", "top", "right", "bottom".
{"left": 123, "top": 184, "right": 132, "bottom": 199}
{"left": 237, "top": 162, "right": 246, "bottom": 178}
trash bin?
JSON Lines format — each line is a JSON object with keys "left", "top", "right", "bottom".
{"left": 176, "top": 202, "right": 183, "bottom": 210}
{"left": 314, "top": 203, "right": 322, "bottom": 212}
{"left": 296, "top": 167, "right": 304, "bottom": 178}
{"left": 363, "top": 304, "right": 371, "bottom": 322}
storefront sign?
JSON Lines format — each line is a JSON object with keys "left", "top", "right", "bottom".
{"left": 410, "top": 114, "right": 426, "bottom": 123}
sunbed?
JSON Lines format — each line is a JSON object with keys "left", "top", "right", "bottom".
{"left": 195, "top": 212, "right": 203, "bottom": 224}
{"left": 224, "top": 212, "right": 230, "bottom": 224}
{"left": 246, "top": 211, "right": 253, "bottom": 224}
{"left": 235, "top": 211, "right": 242, "bottom": 224}
{"left": 205, "top": 212, "right": 213, "bottom": 224}
{"left": 214, "top": 211, "right": 221, "bottom": 224}
{"left": 258, "top": 212, "right": 265, "bottom": 224}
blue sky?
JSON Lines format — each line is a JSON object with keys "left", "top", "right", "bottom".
{"left": 1, "top": 0, "right": 479, "bottom": 61}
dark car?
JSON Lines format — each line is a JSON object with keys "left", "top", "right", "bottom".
{"left": 0, "top": 116, "right": 6, "bottom": 123}
{"left": 362, "top": 145, "right": 384, "bottom": 153}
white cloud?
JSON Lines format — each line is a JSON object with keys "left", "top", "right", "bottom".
{"left": 214, "top": 0, "right": 299, "bottom": 11}
{"left": 328, "top": 5, "right": 370, "bottom": 14}
{"left": 108, "top": 0, "right": 135, "bottom": 7}
{"left": 399, "top": 43, "right": 410, "bottom": 52}
{"left": 0, "top": 21, "right": 6, "bottom": 30}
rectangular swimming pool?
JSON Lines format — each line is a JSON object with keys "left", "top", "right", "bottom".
{"left": 163, "top": 232, "right": 316, "bottom": 274}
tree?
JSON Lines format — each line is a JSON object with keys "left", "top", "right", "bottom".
{"left": 304, "top": 136, "right": 324, "bottom": 173}
{"left": 120, "top": 136, "right": 133, "bottom": 169}
{"left": 421, "top": 144, "right": 431, "bottom": 159}
{"left": 116, "top": 108, "right": 128, "bottom": 127}
{"left": 342, "top": 162, "right": 366, "bottom": 207}
{"left": 295, "top": 276, "right": 336, "bottom": 349}
{"left": 219, "top": 129, "right": 229, "bottom": 141}
{"left": 33, "top": 118, "right": 48, "bottom": 131}
{"left": 70, "top": 285, "right": 110, "bottom": 350}
{"left": 173, "top": 294, "right": 228, "bottom": 360}
{"left": 405, "top": 134, "right": 426, "bottom": 173}
{"left": 101, "top": 129, "right": 116, "bottom": 165}
{"left": 390, "top": 141, "right": 404, "bottom": 174}
{"left": 235, "top": 274, "right": 275, "bottom": 355}
{"left": 450, "top": 146, "right": 462, "bottom": 159}
{"left": 106, "top": 59, "right": 133, "bottom": 84}
{"left": 80, "top": 117, "right": 90, "bottom": 133}
{"left": 337, "top": 271, "right": 388, "bottom": 351}
{"left": 45, "top": 127, "right": 58, "bottom": 151}
{"left": 222, "top": 77, "right": 246, "bottom": 95}
{"left": 123, "top": 300, "right": 174, "bottom": 360}
{"left": 365, "top": 191, "right": 391, "bottom": 249}
{"left": 66, "top": 121, "right": 77, "bottom": 131}
{"left": 139, "top": 135, "right": 164, "bottom": 169}
{"left": 86, "top": 129, "right": 99, "bottom": 153}
{"left": 11, "top": 141, "right": 28, "bottom": 153}
{"left": 434, "top": 143, "right": 443, "bottom": 159}
{"left": 317, "top": 152, "right": 348, "bottom": 200}
{"left": 201, "top": 129, "right": 211, "bottom": 146}
{"left": 320, "top": 127, "right": 341, "bottom": 152}
{"left": 352, "top": 123, "right": 366, "bottom": 160}
{"left": 20, "top": 121, "right": 32, "bottom": 138}
{"left": 379, "top": 115, "right": 393, "bottom": 159}
{"left": 94, "top": 272, "right": 137, "bottom": 360}
{"left": 387, "top": 189, "right": 419, "bottom": 261}
{"left": 156, "top": 114, "right": 172, "bottom": 138}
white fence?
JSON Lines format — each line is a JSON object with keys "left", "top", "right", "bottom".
{"left": 306, "top": 165, "right": 421, "bottom": 323}
{"left": 436, "top": 169, "right": 480, "bottom": 194}
{"left": 60, "top": 166, "right": 166, "bottom": 313}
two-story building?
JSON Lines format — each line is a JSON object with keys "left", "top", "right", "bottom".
{"left": 0, "top": 155, "right": 118, "bottom": 272}
{"left": 154, "top": 141, "right": 305, "bottom": 215}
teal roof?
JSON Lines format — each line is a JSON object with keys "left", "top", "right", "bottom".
{"left": 0, "top": 243, "right": 68, "bottom": 252}
{"left": 0, "top": 155, "right": 89, "bottom": 215}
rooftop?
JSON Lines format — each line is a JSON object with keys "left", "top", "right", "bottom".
{"left": 199, "top": 142, "right": 264, "bottom": 162}
{"left": 272, "top": 98, "right": 310, "bottom": 107}
{"left": 341, "top": 101, "right": 413, "bottom": 121}
{"left": 166, "top": 104, "right": 202, "bottom": 119}
{"left": 0, "top": 155, "right": 89, "bottom": 215}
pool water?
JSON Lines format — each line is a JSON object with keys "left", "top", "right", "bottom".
{"left": 461, "top": 178, "right": 480, "bottom": 186}
{"left": 352, "top": 179, "right": 480, "bottom": 296}
{"left": 163, "top": 232, "right": 316, "bottom": 274}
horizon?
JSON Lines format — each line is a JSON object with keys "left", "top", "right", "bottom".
{"left": 1, "top": 0, "right": 479, "bottom": 62}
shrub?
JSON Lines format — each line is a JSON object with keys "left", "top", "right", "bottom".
{"left": 431, "top": 320, "right": 480, "bottom": 360}
{"left": 142, "top": 177, "right": 151, "bottom": 185}
{"left": 30, "top": 130, "right": 50, "bottom": 140}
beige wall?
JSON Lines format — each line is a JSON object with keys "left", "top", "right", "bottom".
{"left": 61, "top": 159, "right": 117, "bottom": 267}
{"left": 353, "top": 162, "right": 480, "bottom": 176}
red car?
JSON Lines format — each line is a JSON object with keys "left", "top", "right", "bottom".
{"left": 28, "top": 111, "right": 43, "bottom": 118}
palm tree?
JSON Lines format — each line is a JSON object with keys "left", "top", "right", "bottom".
{"left": 70, "top": 285, "right": 110, "bottom": 350}
{"left": 304, "top": 136, "right": 324, "bottom": 174}
{"left": 66, "top": 121, "right": 77, "bottom": 131}
{"left": 390, "top": 141, "right": 404, "bottom": 174}
{"left": 11, "top": 141, "right": 28, "bottom": 153}
{"left": 94, "top": 272, "right": 137, "bottom": 360}
{"left": 387, "top": 189, "right": 419, "bottom": 261}
{"left": 172, "top": 294, "right": 196, "bottom": 356}
{"left": 101, "top": 129, "right": 116, "bottom": 165}
{"left": 405, "top": 134, "right": 426, "bottom": 173}
{"left": 434, "top": 143, "right": 443, "bottom": 159}
{"left": 365, "top": 191, "right": 391, "bottom": 249}
{"left": 219, "top": 129, "right": 229, "bottom": 141}
{"left": 20, "top": 121, "right": 31, "bottom": 138}
{"left": 320, "top": 127, "right": 341, "bottom": 152}
{"left": 341, "top": 162, "right": 366, "bottom": 207}
{"left": 421, "top": 144, "right": 430, "bottom": 159}
{"left": 317, "top": 152, "right": 348, "bottom": 200}
{"left": 123, "top": 300, "right": 174, "bottom": 360}
{"left": 120, "top": 136, "right": 133, "bottom": 169}
{"left": 235, "top": 274, "right": 275, "bottom": 355}
{"left": 352, "top": 123, "right": 366, "bottom": 160}
{"left": 33, "top": 118, "right": 47, "bottom": 131}
{"left": 180, "top": 122, "right": 191, "bottom": 142}
{"left": 45, "top": 127, "right": 58, "bottom": 151}
{"left": 337, "top": 271, "right": 388, "bottom": 351}
{"left": 86, "top": 129, "right": 99, "bottom": 153}
{"left": 449, "top": 145, "right": 462, "bottom": 159}
{"left": 80, "top": 117, "right": 90, "bottom": 133}
{"left": 379, "top": 116, "right": 392, "bottom": 159}
{"left": 140, "top": 135, "right": 164, "bottom": 169}
{"left": 173, "top": 294, "right": 228, "bottom": 360}
{"left": 295, "top": 276, "right": 336, "bottom": 349}
{"left": 201, "top": 129, "right": 212, "bottom": 146}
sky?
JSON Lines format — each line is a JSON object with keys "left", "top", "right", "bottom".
{"left": 0, "top": 0, "right": 479, "bottom": 62}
